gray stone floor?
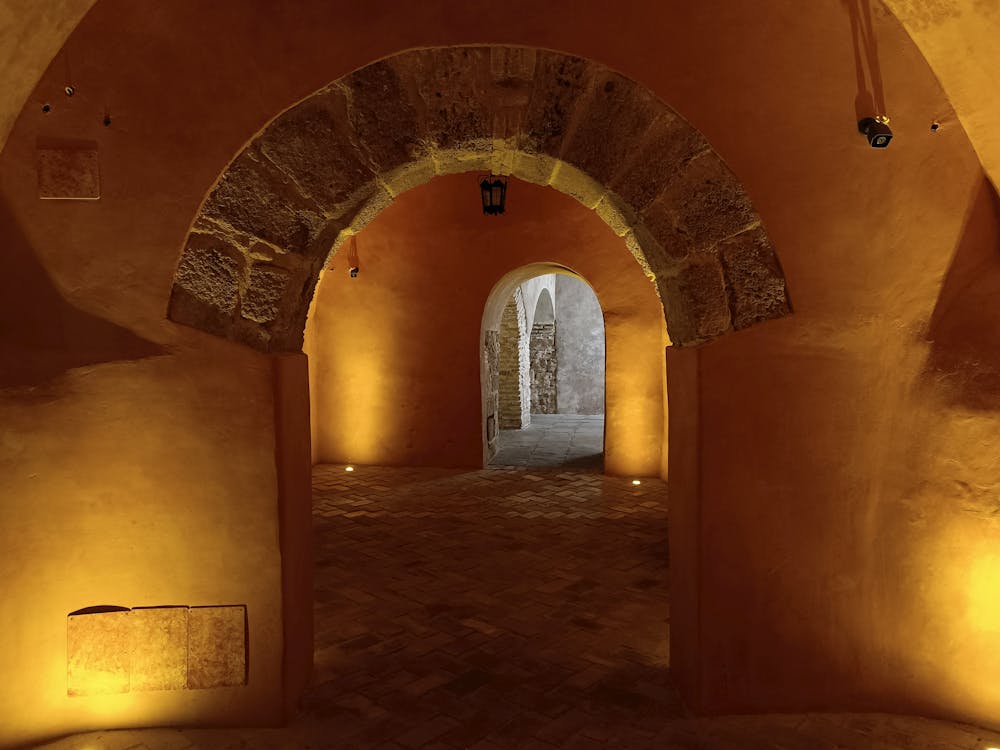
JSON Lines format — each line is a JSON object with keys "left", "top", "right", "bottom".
{"left": 491, "top": 414, "right": 604, "bottom": 470}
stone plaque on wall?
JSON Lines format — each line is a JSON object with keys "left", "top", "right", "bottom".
{"left": 188, "top": 605, "right": 247, "bottom": 689}
{"left": 130, "top": 607, "right": 188, "bottom": 691}
{"left": 67, "top": 604, "right": 247, "bottom": 695}
{"left": 67, "top": 608, "right": 130, "bottom": 696}
{"left": 37, "top": 141, "right": 100, "bottom": 200}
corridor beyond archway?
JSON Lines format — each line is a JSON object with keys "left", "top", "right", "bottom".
{"left": 488, "top": 274, "right": 608, "bottom": 471}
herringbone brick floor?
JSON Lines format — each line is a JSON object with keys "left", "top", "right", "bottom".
{"left": 36, "top": 465, "right": 1000, "bottom": 749}
{"left": 305, "top": 464, "right": 675, "bottom": 748}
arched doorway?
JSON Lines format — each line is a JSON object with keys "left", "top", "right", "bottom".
{"left": 484, "top": 271, "right": 608, "bottom": 470}
{"left": 167, "top": 44, "right": 789, "bottom": 726}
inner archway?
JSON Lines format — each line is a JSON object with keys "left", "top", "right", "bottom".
{"left": 484, "top": 271, "right": 609, "bottom": 470}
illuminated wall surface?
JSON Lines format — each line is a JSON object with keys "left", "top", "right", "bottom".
{"left": 67, "top": 606, "right": 247, "bottom": 696}
{"left": 3, "top": 0, "right": 1000, "bottom": 747}
{"left": 304, "top": 176, "right": 667, "bottom": 476}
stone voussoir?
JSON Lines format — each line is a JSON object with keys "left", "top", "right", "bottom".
{"left": 173, "top": 234, "right": 244, "bottom": 314}
{"left": 719, "top": 227, "right": 791, "bottom": 329}
{"left": 341, "top": 59, "right": 425, "bottom": 174}
{"left": 559, "top": 68, "right": 664, "bottom": 188}
{"left": 256, "top": 87, "right": 380, "bottom": 221}
{"left": 608, "top": 110, "right": 710, "bottom": 215}
{"left": 640, "top": 151, "right": 758, "bottom": 261}
{"left": 241, "top": 264, "right": 293, "bottom": 324}
{"left": 661, "top": 254, "right": 733, "bottom": 344}
{"left": 202, "top": 146, "right": 326, "bottom": 255}
{"left": 396, "top": 47, "right": 494, "bottom": 153}
{"left": 519, "top": 51, "right": 595, "bottom": 157}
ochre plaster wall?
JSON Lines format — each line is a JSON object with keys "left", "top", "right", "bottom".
{"left": 686, "top": 177, "right": 1000, "bottom": 721}
{"left": 0, "top": 0, "right": 95, "bottom": 151}
{"left": 0, "top": 343, "right": 288, "bottom": 747}
{"left": 304, "top": 175, "right": 666, "bottom": 476}
{"left": 1, "top": 0, "right": 1000, "bottom": 742}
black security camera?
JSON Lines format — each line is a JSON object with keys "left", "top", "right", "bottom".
{"left": 859, "top": 117, "right": 892, "bottom": 148}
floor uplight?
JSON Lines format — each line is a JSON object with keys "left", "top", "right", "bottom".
{"left": 345, "top": 466, "right": 355, "bottom": 472}
{"left": 631, "top": 479, "right": 641, "bottom": 486}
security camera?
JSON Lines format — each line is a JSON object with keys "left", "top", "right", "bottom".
{"left": 349, "top": 266, "right": 359, "bottom": 278}
{"left": 858, "top": 117, "right": 892, "bottom": 148}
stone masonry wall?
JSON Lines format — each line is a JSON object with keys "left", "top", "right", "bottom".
{"left": 483, "top": 329, "right": 501, "bottom": 460}
{"left": 530, "top": 322, "right": 557, "bottom": 413}
{"left": 498, "top": 290, "right": 530, "bottom": 429}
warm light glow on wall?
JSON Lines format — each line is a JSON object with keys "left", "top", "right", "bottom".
{"left": 967, "top": 552, "right": 1000, "bottom": 634}
{"left": 328, "top": 349, "right": 391, "bottom": 464}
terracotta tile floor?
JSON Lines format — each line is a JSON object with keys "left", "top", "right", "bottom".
{"left": 37, "top": 465, "right": 1000, "bottom": 750}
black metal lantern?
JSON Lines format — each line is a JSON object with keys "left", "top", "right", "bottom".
{"left": 480, "top": 174, "right": 508, "bottom": 215}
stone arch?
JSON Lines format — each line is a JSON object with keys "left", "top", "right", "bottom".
{"left": 168, "top": 46, "right": 790, "bottom": 352}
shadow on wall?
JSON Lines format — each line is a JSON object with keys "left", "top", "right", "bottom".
{"left": 845, "top": 0, "right": 888, "bottom": 123}
{"left": 0, "top": 197, "right": 164, "bottom": 387}
{"left": 925, "top": 178, "right": 1000, "bottom": 411}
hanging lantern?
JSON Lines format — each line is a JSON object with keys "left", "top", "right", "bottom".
{"left": 479, "top": 174, "right": 508, "bottom": 215}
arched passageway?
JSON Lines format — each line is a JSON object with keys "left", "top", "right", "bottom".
{"left": 7, "top": 0, "right": 1000, "bottom": 743}
{"left": 184, "top": 45, "right": 774, "bottom": 726}
{"left": 484, "top": 270, "right": 610, "bottom": 470}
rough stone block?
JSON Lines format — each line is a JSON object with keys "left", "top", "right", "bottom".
{"left": 242, "top": 264, "right": 291, "bottom": 323}
{"left": 343, "top": 60, "right": 423, "bottom": 173}
{"left": 187, "top": 606, "right": 247, "bottom": 689}
{"left": 661, "top": 255, "right": 732, "bottom": 344}
{"left": 561, "top": 70, "right": 662, "bottom": 187}
{"left": 719, "top": 228, "right": 791, "bottom": 329}
{"left": 67, "top": 609, "right": 131, "bottom": 696}
{"left": 520, "top": 52, "right": 593, "bottom": 157}
{"left": 402, "top": 47, "right": 493, "bottom": 152}
{"left": 37, "top": 143, "right": 100, "bottom": 199}
{"left": 433, "top": 148, "right": 492, "bottom": 178}
{"left": 608, "top": 111, "right": 709, "bottom": 214}
{"left": 130, "top": 607, "right": 188, "bottom": 692}
{"left": 549, "top": 160, "right": 605, "bottom": 210}
{"left": 623, "top": 227, "right": 661, "bottom": 283}
{"left": 594, "top": 192, "right": 636, "bottom": 237}
{"left": 510, "top": 151, "right": 557, "bottom": 186}
{"left": 203, "top": 148, "right": 324, "bottom": 255}
{"left": 173, "top": 236, "right": 242, "bottom": 314}
{"left": 642, "top": 152, "right": 758, "bottom": 260}
{"left": 490, "top": 47, "right": 537, "bottom": 88}
{"left": 257, "top": 88, "right": 377, "bottom": 218}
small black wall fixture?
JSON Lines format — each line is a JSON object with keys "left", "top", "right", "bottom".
{"left": 859, "top": 116, "right": 892, "bottom": 148}
{"left": 480, "top": 174, "right": 508, "bottom": 215}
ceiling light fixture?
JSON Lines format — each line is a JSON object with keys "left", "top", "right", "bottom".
{"left": 480, "top": 174, "right": 508, "bottom": 215}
